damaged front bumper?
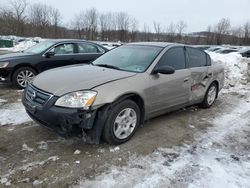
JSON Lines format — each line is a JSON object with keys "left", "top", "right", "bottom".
{"left": 0, "top": 68, "right": 11, "bottom": 83}
{"left": 22, "top": 85, "right": 108, "bottom": 144}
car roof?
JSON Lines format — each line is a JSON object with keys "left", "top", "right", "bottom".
{"left": 126, "top": 42, "right": 177, "bottom": 48}
{"left": 46, "top": 39, "right": 88, "bottom": 43}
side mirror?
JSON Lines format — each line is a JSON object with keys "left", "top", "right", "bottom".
{"left": 153, "top": 66, "right": 175, "bottom": 75}
{"left": 45, "top": 51, "right": 55, "bottom": 58}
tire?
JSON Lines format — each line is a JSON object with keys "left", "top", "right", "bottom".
{"left": 12, "top": 67, "right": 37, "bottom": 89}
{"left": 200, "top": 82, "right": 218, "bottom": 108}
{"left": 103, "top": 100, "right": 141, "bottom": 145}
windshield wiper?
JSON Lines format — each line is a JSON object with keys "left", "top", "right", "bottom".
{"left": 95, "top": 64, "right": 121, "bottom": 70}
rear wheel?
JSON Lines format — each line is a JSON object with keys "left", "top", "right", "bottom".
{"left": 200, "top": 82, "right": 218, "bottom": 108}
{"left": 12, "top": 67, "right": 37, "bottom": 89}
{"left": 103, "top": 100, "right": 141, "bottom": 145}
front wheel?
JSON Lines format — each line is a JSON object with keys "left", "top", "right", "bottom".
{"left": 200, "top": 82, "right": 218, "bottom": 108}
{"left": 12, "top": 67, "right": 37, "bottom": 89}
{"left": 103, "top": 100, "right": 141, "bottom": 145}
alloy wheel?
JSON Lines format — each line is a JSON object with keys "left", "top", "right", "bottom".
{"left": 113, "top": 108, "right": 137, "bottom": 140}
{"left": 17, "top": 70, "right": 35, "bottom": 88}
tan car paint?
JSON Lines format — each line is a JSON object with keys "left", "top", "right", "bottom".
{"left": 32, "top": 43, "right": 224, "bottom": 120}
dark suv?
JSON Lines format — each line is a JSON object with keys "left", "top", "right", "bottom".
{"left": 0, "top": 40, "right": 108, "bottom": 88}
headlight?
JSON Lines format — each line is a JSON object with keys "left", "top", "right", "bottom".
{"left": 0, "top": 62, "right": 9, "bottom": 68}
{"left": 55, "top": 91, "right": 97, "bottom": 109}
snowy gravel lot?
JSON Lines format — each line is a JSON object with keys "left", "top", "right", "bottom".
{"left": 0, "top": 52, "right": 250, "bottom": 187}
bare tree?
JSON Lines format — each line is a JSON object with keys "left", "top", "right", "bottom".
{"left": 166, "top": 22, "right": 176, "bottom": 42}
{"left": 0, "top": 0, "right": 28, "bottom": 35}
{"left": 205, "top": 25, "right": 215, "bottom": 44}
{"left": 129, "top": 17, "right": 138, "bottom": 42}
{"left": 231, "top": 26, "right": 243, "bottom": 44}
{"left": 176, "top": 20, "right": 187, "bottom": 40}
{"left": 153, "top": 21, "right": 162, "bottom": 41}
{"left": 10, "top": 0, "right": 27, "bottom": 22}
{"left": 214, "top": 18, "right": 231, "bottom": 45}
{"left": 116, "top": 12, "right": 130, "bottom": 41}
{"left": 85, "top": 8, "right": 98, "bottom": 40}
{"left": 71, "top": 11, "right": 87, "bottom": 39}
{"left": 29, "top": 3, "right": 62, "bottom": 37}
{"left": 51, "top": 8, "right": 62, "bottom": 38}
{"left": 142, "top": 24, "right": 151, "bottom": 41}
{"left": 99, "top": 12, "right": 110, "bottom": 41}
{"left": 243, "top": 21, "right": 250, "bottom": 43}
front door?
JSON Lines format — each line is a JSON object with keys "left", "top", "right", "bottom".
{"left": 40, "top": 43, "right": 77, "bottom": 71}
{"left": 146, "top": 47, "right": 190, "bottom": 115}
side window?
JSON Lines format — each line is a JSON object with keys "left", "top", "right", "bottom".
{"left": 186, "top": 47, "right": 207, "bottom": 68}
{"left": 51, "top": 43, "right": 74, "bottom": 55}
{"left": 78, "top": 43, "right": 102, "bottom": 53}
{"left": 157, "top": 47, "right": 186, "bottom": 70}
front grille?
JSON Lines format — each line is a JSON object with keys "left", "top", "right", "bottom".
{"left": 26, "top": 85, "right": 52, "bottom": 107}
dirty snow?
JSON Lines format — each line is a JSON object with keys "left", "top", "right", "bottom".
{"left": 74, "top": 150, "right": 81, "bottom": 155}
{"left": 0, "top": 103, "right": 31, "bottom": 126}
{"left": 76, "top": 96, "right": 250, "bottom": 188}
{"left": 37, "top": 141, "right": 48, "bottom": 150}
{"left": 109, "top": 146, "right": 120, "bottom": 152}
{"left": 22, "top": 143, "right": 34, "bottom": 152}
{"left": 0, "top": 156, "right": 59, "bottom": 186}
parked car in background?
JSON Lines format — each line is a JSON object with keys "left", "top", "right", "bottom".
{"left": 23, "top": 42, "right": 224, "bottom": 145}
{"left": 206, "top": 46, "right": 223, "bottom": 52}
{"left": 0, "top": 39, "right": 108, "bottom": 88}
{"left": 239, "top": 48, "right": 250, "bottom": 58}
{"left": 214, "top": 48, "right": 238, "bottom": 54}
{"left": 193, "top": 45, "right": 212, "bottom": 51}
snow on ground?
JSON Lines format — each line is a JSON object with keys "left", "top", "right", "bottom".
{"left": 76, "top": 53, "right": 250, "bottom": 187}
{"left": 0, "top": 102, "right": 31, "bottom": 126}
{"left": 76, "top": 98, "right": 250, "bottom": 188}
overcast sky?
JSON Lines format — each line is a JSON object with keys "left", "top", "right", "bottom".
{"left": 3, "top": 0, "right": 250, "bottom": 32}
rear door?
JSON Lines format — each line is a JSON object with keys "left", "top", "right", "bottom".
{"left": 74, "top": 42, "right": 105, "bottom": 64}
{"left": 186, "top": 47, "right": 211, "bottom": 102}
{"left": 146, "top": 47, "right": 190, "bottom": 115}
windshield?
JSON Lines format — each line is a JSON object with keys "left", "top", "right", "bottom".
{"left": 24, "top": 41, "right": 56, "bottom": 54}
{"left": 93, "top": 45, "right": 163, "bottom": 73}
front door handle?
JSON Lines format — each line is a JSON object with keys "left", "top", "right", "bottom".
{"left": 184, "top": 78, "right": 189, "bottom": 82}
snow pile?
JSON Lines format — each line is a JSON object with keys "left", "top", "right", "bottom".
{"left": 7, "top": 40, "right": 37, "bottom": 52}
{"left": 76, "top": 100, "right": 250, "bottom": 188}
{"left": 0, "top": 103, "right": 31, "bottom": 126}
{"left": 208, "top": 52, "right": 249, "bottom": 90}
{"left": 0, "top": 36, "right": 44, "bottom": 52}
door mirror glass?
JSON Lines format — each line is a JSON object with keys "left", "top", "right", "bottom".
{"left": 153, "top": 66, "right": 175, "bottom": 75}
{"left": 45, "top": 51, "right": 55, "bottom": 58}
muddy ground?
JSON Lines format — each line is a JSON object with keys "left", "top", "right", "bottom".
{"left": 0, "top": 83, "right": 249, "bottom": 188}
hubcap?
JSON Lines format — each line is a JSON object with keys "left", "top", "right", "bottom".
{"left": 207, "top": 85, "right": 217, "bottom": 105}
{"left": 113, "top": 108, "right": 137, "bottom": 140}
{"left": 17, "top": 70, "right": 35, "bottom": 88}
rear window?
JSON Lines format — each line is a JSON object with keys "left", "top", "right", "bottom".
{"left": 186, "top": 47, "right": 207, "bottom": 68}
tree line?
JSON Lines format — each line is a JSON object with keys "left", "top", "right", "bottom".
{"left": 0, "top": 0, "right": 250, "bottom": 45}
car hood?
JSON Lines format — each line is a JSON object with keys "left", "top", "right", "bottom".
{"left": 32, "top": 65, "right": 137, "bottom": 96}
{"left": 0, "top": 52, "right": 33, "bottom": 61}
